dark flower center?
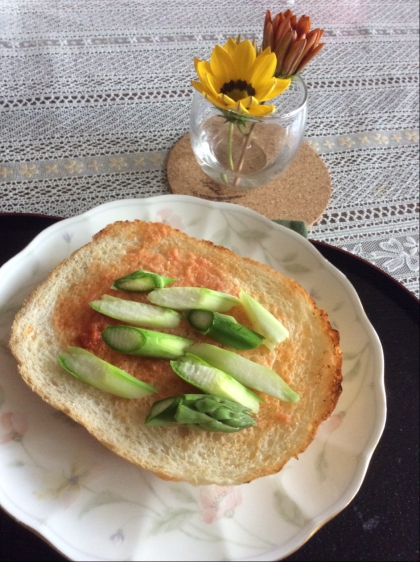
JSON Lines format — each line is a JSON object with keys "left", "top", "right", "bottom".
{"left": 220, "top": 79, "right": 255, "bottom": 101}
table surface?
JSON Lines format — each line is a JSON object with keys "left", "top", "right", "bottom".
{"left": 0, "top": 0, "right": 419, "bottom": 298}
{"left": 0, "top": 215, "right": 418, "bottom": 561}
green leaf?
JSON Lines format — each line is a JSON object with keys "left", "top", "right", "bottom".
{"left": 273, "top": 220, "right": 308, "bottom": 239}
{"left": 273, "top": 490, "right": 308, "bottom": 527}
{"left": 149, "top": 508, "right": 195, "bottom": 535}
{"left": 79, "top": 491, "right": 126, "bottom": 518}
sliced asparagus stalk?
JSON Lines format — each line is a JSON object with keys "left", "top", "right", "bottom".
{"left": 145, "top": 396, "right": 181, "bottom": 426}
{"left": 145, "top": 394, "right": 256, "bottom": 432}
{"left": 190, "top": 343, "right": 300, "bottom": 403}
{"left": 187, "top": 309, "right": 264, "bottom": 350}
{"left": 90, "top": 295, "right": 181, "bottom": 328}
{"left": 240, "top": 291, "right": 289, "bottom": 350}
{"left": 102, "top": 326, "right": 194, "bottom": 359}
{"left": 170, "top": 354, "right": 262, "bottom": 413}
{"left": 111, "top": 269, "right": 176, "bottom": 292}
{"left": 148, "top": 287, "right": 240, "bottom": 312}
{"left": 58, "top": 346, "right": 157, "bottom": 398}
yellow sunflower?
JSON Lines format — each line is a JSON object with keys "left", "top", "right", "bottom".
{"left": 192, "top": 38, "right": 291, "bottom": 117}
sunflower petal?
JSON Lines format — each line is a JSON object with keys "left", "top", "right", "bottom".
{"left": 219, "top": 93, "right": 237, "bottom": 108}
{"left": 205, "top": 72, "right": 223, "bottom": 97}
{"left": 192, "top": 76, "right": 213, "bottom": 98}
{"left": 223, "top": 37, "right": 237, "bottom": 57}
{"left": 238, "top": 97, "right": 276, "bottom": 117}
{"left": 202, "top": 93, "right": 230, "bottom": 111}
{"left": 196, "top": 60, "right": 212, "bottom": 81}
{"left": 194, "top": 57, "right": 202, "bottom": 74}
{"left": 256, "top": 81, "right": 276, "bottom": 101}
{"left": 191, "top": 80, "right": 207, "bottom": 94}
{"left": 210, "top": 45, "right": 235, "bottom": 84}
{"left": 240, "top": 95, "right": 260, "bottom": 109}
{"left": 248, "top": 103, "right": 276, "bottom": 117}
{"left": 231, "top": 39, "right": 256, "bottom": 81}
{"left": 250, "top": 52, "right": 277, "bottom": 88}
{"left": 258, "top": 77, "right": 291, "bottom": 101}
{"left": 260, "top": 46, "right": 273, "bottom": 57}
{"left": 233, "top": 101, "right": 250, "bottom": 114}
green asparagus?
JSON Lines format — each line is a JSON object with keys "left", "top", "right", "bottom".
{"left": 187, "top": 309, "right": 264, "bottom": 350}
{"left": 111, "top": 269, "right": 176, "bottom": 292}
{"left": 102, "top": 326, "right": 194, "bottom": 359}
{"left": 170, "top": 354, "right": 262, "bottom": 412}
{"left": 58, "top": 346, "right": 157, "bottom": 398}
{"left": 148, "top": 287, "right": 240, "bottom": 312}
{"left": 190, "top": 343, "right": 300, "bottom": 403}
{"left": 145, "top": 394, "right": 256, "bottom": 432}
{"left": 90, "top": 295, "right": 181, "bottom": 328}
{"left": 240, "top": 291, "right": 289, "bottom": 349}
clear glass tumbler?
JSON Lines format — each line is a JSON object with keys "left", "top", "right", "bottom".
{"left": 190, "top": 76, "right": 307, "bottom": 190}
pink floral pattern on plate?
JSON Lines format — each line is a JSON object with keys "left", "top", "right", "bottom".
{"left": 36, "top": 453, "right": 103, "bottom": 508}
{"left": 198, "top": 485, "right": 242, "bottom": 524}
{"left": 155, "top": 208, "right": 185, "bottom": 230}
{"left": 0, "top": 411, "right": 28, "bottom": 444}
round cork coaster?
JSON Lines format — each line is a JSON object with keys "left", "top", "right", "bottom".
{"left": 167, "top": 133, "right": 331, "bottom": 226}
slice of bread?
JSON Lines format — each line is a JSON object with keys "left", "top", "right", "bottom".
{"left": 10, "top": 220, "right": 342, "bottom": 486}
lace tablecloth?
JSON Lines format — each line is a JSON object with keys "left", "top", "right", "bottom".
{"left": 1, "top": 0, "right": 419, "bottom": 297}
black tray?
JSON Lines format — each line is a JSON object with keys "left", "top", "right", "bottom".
{"left": 0, "top": 214, "right": 418, "bottom": 562}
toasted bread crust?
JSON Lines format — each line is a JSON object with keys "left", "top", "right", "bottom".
{"left": 10, "top": 220, "right": 342, "bottom": 485}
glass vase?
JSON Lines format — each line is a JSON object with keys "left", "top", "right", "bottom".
{"left": 189, "top": 76, "right": 307, "bottom": 190}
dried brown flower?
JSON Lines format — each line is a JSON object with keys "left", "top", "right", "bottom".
{"left": 262, "top": 9, "right": 325, "bottom": 77}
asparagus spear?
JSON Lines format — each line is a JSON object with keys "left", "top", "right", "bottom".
{"left": 148, "top": 287, "right": 240, "bottom": 312}
{"left": 90, "top": 295, "right": 181, "bottom": 328}
{"left": 111, "top": 269, "right": 176, "bottom": 292}
{"left": 240, "top": 291, "right": 289, "bottom": 350}
{"left": 102, "top": 326, "right": 194, "bottom": 359}
{"left": 187, "top": 309, "right": 264, "bottom": 350}
{"left": 58, "top": 346, "right": 157, "bottom": 398}
{"left": 170, "top": 354, "right": 262, "bottom": 413}
{"left": 145, "top": 394, "right": 256, "bottom": 432}
{"left": 190, "top": 343, "right": 300, "bottom": 403}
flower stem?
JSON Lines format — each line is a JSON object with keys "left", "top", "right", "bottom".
{"left": 221, "top": 122, "right": 235, "bottom": 186}
{"left": 233, "top": 122, "right": 256, "bottom": 188}
{"left": 227, "top": 121, "right": 234, "bottom": 170}
{"left": 221, "top": 173, "right": 229, "bottom": 185}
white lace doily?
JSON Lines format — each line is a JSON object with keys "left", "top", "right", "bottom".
{"left": 0, "top": 0, "right": 419, "bottom": 297}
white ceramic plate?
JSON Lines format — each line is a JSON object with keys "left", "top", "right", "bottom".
{"left": 0, "top": 195, "right": 386, "bottom": 561}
